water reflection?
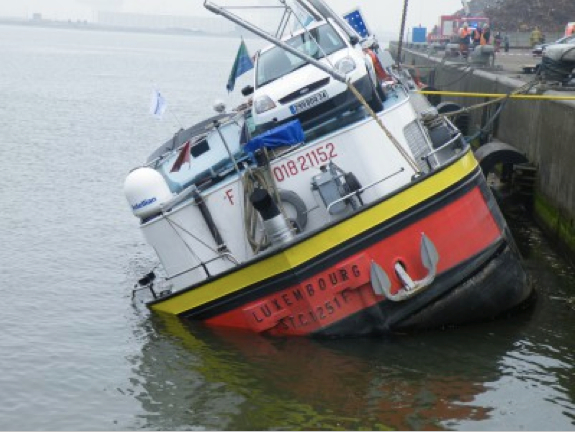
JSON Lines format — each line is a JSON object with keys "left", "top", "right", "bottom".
{"left": 128, "top": 308, "right": 548, "bottom": 430}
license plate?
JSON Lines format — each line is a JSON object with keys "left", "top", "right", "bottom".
{"left": 290, "top": 90, "right": 328, "bottom": 115}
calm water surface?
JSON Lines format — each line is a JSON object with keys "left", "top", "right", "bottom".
{"left": 1, "top": 24, "right": 574, "bottom": 431}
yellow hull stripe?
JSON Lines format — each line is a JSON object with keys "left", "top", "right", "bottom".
{"left": 151, "top": 150, "right": 479, "bottom": 315}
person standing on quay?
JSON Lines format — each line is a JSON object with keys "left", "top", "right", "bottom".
{"left": 530, "top": 26, "right": 542, "bottom": 48}
{"left": 494, "top": 32, "right": 502, "bottom": 52}
{"left": 504, "top": 34, "right": 510, "bottom": 52}
{"left": 480, "top": 23, "right": 491, "bottom": 45}
{"left": 471, "top": 25, "right": 482, "bottom": 48}
{"left": 459, "top": 22, "right": 471, "bottom": 57}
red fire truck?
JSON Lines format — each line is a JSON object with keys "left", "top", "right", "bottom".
{"left": 427, "top": 15, "right": 490, "bottom": 44}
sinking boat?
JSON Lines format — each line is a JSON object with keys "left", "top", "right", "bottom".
{"left": 124, "top": 0, "right": 532, "bottom": 337}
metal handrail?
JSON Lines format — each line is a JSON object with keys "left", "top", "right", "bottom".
{"left": 165, "top": 252, "right": 239, "bottom": 282}
{"left": 425, "top": 132, "right": 463, "bottom": 158}
{"left": 325, "top": 167, "right": 405, "bottom": 214}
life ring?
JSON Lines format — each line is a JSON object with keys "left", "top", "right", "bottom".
{"left": 278, "top": 189, "right": 308, "bottom": 232}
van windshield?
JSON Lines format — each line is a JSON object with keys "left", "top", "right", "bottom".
{"left": 256, "top": 23, "right": 346, "bottom": 87}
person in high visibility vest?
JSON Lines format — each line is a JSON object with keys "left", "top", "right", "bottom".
{"left": 471, "top": 26, "right": 482, "bottom": 48}
{"left": 459, "top": 22, "right": 470, "bottom": 57}
{"left": 530, "top": 26, "right": 543, "bottom": 48}
{"left": 480, "top": 24, "right": 491, "bottom": 45}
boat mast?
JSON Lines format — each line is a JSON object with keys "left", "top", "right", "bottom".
{"left": 396, "top": 0, "right": 409, "bottom": 69}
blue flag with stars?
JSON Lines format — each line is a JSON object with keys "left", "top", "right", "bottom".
{"left": 227, "top": 39, "right": 254, "bottom": 92}
{"left": 344, "top": 9, "right": 370, "bottom": 39}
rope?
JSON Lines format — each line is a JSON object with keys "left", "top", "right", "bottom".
{"left": 164, "top": 215, "right": 224, "bottom": 258}
{"left": 433, "top": 66, "right": 475, "bottom": 88}
{"left": 240, "top": 162, "right": 289, "bottom": 254}
{"left": 426, "top": 81, "right": 537, "bottom": 119}
{"left": 436, "top": 81, "right": 537, "bottom": 143}
{"left": 346, "top": 81, "right": 421, "bottom": 173}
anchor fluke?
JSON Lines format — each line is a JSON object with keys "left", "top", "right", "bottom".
{"left": 370, "top": 233, "right": 440, "bottom": 302}
{"left": 421, "top": 232, "right": 439, "bottom": 272}
{"left": 370, "top": 261, "right": 391, "bottom": 296}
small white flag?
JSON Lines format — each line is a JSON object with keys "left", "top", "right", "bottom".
{"left": 150, "top": 89, "right": 167, "bottom": 119}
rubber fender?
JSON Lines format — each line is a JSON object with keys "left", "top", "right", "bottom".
{"left": 437, "top": 101, "right": 470, "bottom": 136}
{"left": 278, "top": 190, "right": 308, "bottom": 231}
{"left": 474, "top": 142, "right": 528, "bottom": 177}
{"left": 436, "top": 101, "right": 462, "bottom": 115}
{"left": 420, "top": 85, "right": 441, "bottom": 106}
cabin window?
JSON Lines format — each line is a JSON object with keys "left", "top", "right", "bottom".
{"left": 191, "top": 139, "right": 210, "bottom": 158}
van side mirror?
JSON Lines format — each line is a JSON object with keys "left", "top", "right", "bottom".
{"left": 242, "top": 85, "right": 254, "bottom": 97}
{"left": 350, "top": 35, "right": 360, "bottom": 46}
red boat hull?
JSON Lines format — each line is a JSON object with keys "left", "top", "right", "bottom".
{"left": 150, "top": 152, "right": 532, "bottom": 337}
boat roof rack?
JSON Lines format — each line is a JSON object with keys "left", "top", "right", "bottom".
{"left": 204, "top": 0, "right": 361, "bottom": 41}
{"left": 204, "top": 0, "right": 362, "bottom": 83}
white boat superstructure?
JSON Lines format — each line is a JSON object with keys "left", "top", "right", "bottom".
{"left": 123, "top": 0, "right": 531, "bottom": 338}
{"left": 126, "top": 82, "right": 464, "bottom": 294}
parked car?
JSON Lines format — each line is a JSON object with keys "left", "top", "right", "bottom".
{"left": 532, "top": 34, "right": 575, "bottom": 57}
{"left": 243, "top": 20, "right": 384, "bottom": 135}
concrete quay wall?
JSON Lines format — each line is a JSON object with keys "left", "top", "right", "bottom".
{"left": 392, "top": 45, "right": 575, "bottom": 257}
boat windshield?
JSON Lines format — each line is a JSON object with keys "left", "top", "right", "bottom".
{"left": 256, "top": 23, "right": 346, "bottom": 88}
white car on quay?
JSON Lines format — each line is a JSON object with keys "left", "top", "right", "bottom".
{"left": 243, "top": 20, "right": 385, "bottom": 135}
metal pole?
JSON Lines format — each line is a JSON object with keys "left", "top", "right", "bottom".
{"left": 397, "top": 0, "right": 409, "bottom": 69}
{"left": 214, "top": 120, "right": 241, "bottom": 176}
{"left": 204, "top": 0, "right": 346, "bottom": 83}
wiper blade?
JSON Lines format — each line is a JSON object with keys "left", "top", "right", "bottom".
{"left": 290, "top": 62, "right": 309, "bottom": 72}
{"left": 259, "top": 77, "right": 280, "bottom": 87}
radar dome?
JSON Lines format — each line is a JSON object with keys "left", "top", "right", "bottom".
{"left": 124, "top": 167, "right": 173, "bottom": 219}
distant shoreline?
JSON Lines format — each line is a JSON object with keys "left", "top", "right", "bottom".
{"left": 0, "top": 17, "right": 398, "bottom": 42}
{"left": 0, "top": 17, "right": 254, "bottom": 39}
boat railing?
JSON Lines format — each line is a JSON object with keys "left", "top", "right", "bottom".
{"left": 326, "top": 167, "right": 406, "bottom": 215}
{"left": 165, "top": 251, "right": 239, "bottom": 283}
{"left": 422, "top": 132, "right": 466, "bottom": 170}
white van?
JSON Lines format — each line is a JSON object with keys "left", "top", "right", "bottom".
{"left": 243, "top": 19, "right": 385, "bottom": 135}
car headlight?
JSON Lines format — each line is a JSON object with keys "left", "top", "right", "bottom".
{"left": 335, "top": 57, "right": 356, "bottom": 75}
{"left": 254, "top": 95, "right": 276, "bottom": 114}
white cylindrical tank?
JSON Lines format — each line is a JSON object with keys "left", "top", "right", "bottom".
{"left": 124, "top": 167, "right": 173, "bottom": 219}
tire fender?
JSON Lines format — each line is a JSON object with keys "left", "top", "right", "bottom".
{"left": 279, "top": 189, "right": 308, "bottom": 232}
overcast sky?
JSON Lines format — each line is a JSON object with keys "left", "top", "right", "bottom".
{"left": 0, "top": 0, "right": 464, "bottom": 33}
